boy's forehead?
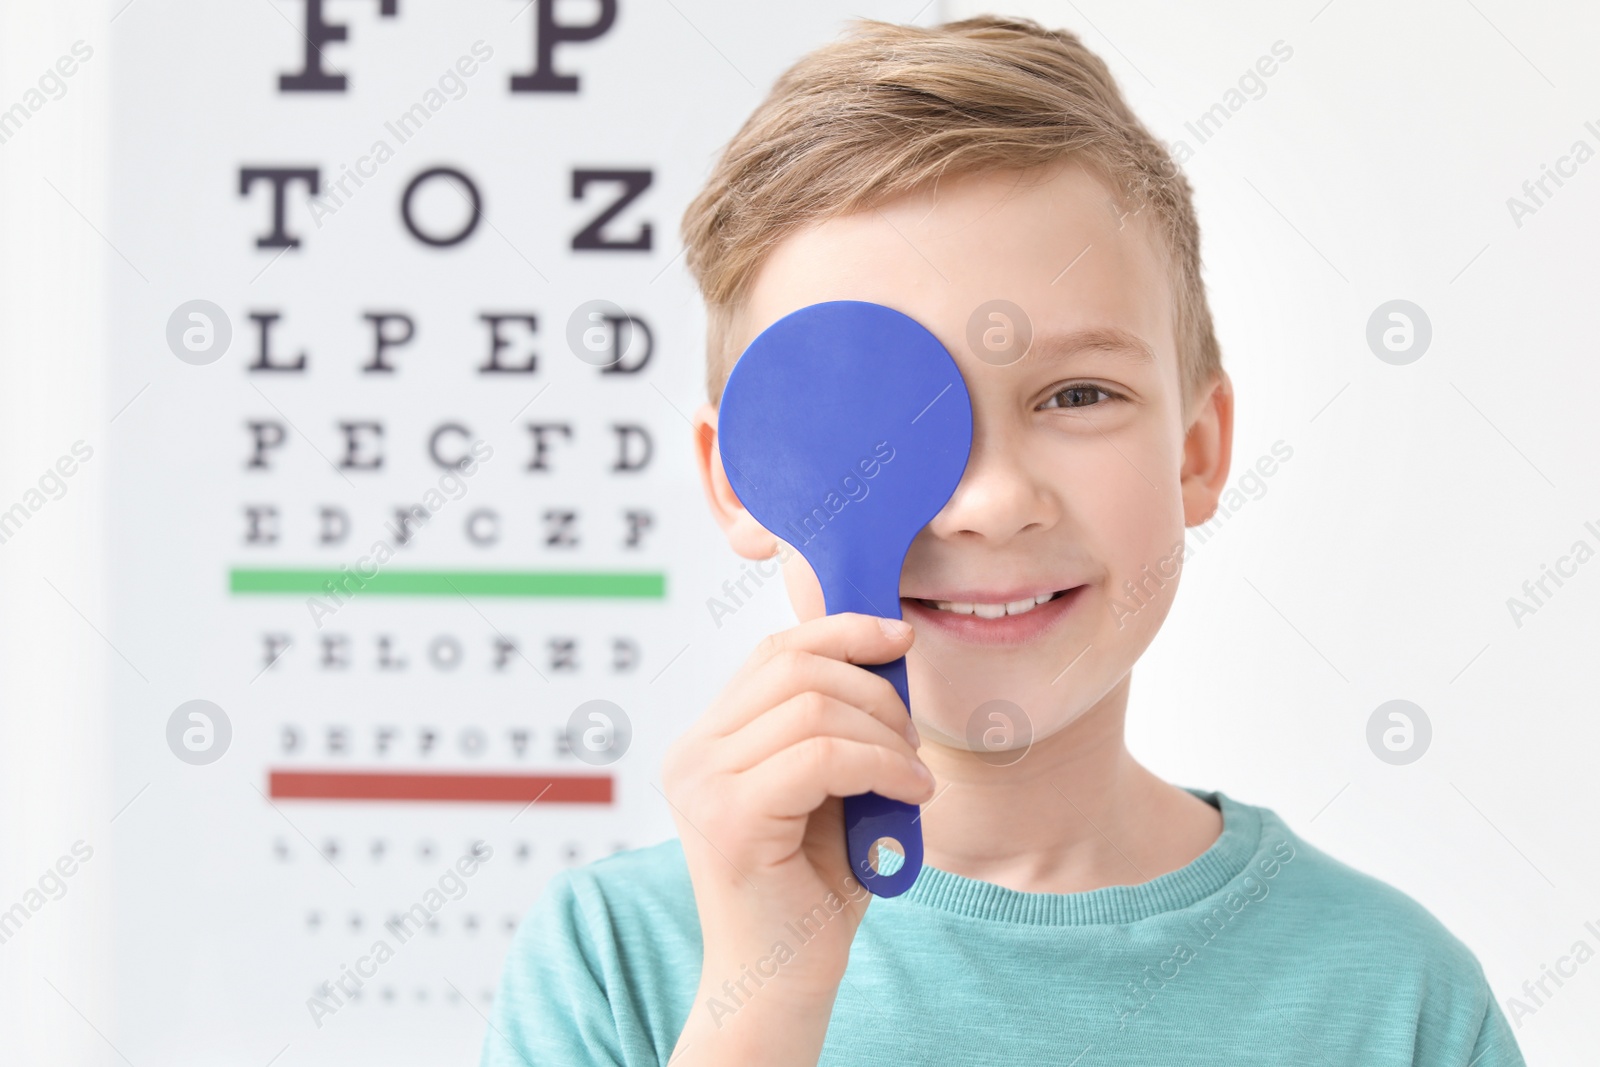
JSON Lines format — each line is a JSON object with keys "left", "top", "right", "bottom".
{"left": 734, "top": 161, "right": 1176, "bottom": 370}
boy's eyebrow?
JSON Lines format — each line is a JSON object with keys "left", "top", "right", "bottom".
{"left": 1028, "top": 326, "right": 1156, "bottom": 366}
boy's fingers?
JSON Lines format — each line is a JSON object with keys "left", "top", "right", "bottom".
{"left": 717, "top": 691, "right": 917, "bottom": 774}
{"left": 755, "top": 611, "right": 914, "bottom": 670}
{"left": 745, "top": 734, "right": 935, "bottom": 819}
{"left": 703, "top": 642, "right": 910, "bottom": 741}
{"left": 700, "top": 607, "right": 915, "bottom": 742}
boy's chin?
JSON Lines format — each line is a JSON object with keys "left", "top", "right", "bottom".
{"left": 914, "top": 702, "right": 1089, "bottom": 760}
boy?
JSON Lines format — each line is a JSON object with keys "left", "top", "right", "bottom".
{"left": 482, "top": 16, "right": 1524, "bottom": 1066}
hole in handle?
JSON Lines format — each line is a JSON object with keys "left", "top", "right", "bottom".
{"left": 866, "top": 836, "right": 906, "bottom": 878}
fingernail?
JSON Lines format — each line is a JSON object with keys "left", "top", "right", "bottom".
{"left": 879, "top": 617, "right": 910, "bottom": 639}
{"left": 904, "top": 718, "right": 921, "bottom": 748}
{"left": 912, "top": 760, "right": 934, "bottom": 784}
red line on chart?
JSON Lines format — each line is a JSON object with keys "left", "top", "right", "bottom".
{"left": 268, "top": 770, "right": 613, "bottom": 803}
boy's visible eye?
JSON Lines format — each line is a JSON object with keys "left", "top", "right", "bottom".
{"left": 1039, "top": 382, "right": 1125, "bottom": 411}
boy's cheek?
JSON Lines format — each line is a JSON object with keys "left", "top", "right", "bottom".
{"left": 782, "top": 551, "right": 827, "bottom": 620}
{"left": 1086, "top": 493, "right": 1187, "bottom": 634}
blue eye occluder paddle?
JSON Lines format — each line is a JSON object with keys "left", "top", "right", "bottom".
{"left": 717, "top": 300, "right": 973, "bottom": 898}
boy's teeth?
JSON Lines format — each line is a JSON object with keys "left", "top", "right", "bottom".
{"left": 929, "top": 592, "right": 1058, "bottom": 617}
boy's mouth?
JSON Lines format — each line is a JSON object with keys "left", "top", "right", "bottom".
{"left": 900, "top": 585, "right": 1086, "bottom": 646}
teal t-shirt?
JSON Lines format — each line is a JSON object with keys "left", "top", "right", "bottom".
{"left": 480, "top": 788, "right": 1525, "bottom": 1065}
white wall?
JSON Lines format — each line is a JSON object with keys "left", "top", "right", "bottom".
{"left": 0, "top": 2, "right": 114, "bottom": 1065}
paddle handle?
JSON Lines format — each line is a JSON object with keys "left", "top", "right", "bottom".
{"left": 845, "top": 654, "right": 925, "bottom": 898}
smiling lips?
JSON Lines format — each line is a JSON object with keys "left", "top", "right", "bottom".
{"left": 900, "top": 585, "right": 1087, "bottom": 645}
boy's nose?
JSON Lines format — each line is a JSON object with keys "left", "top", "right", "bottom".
{"left": 923, "top": 427, "right": 1060, "bottom": 544}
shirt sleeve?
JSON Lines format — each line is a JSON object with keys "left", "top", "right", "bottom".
{"left": 479, "top": 868, "right": 628, "bottom": 1067}
{"left": 1461, "top": 991, "right": 1526, "bottom": 1067}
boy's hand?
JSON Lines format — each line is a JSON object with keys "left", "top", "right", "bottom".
{"left": 662, "top": 611, "right": 933, "bottom": 1061}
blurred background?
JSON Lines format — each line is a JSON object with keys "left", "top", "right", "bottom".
{"left": 1, "top": 0, "right": 1595, "bottom": 1063}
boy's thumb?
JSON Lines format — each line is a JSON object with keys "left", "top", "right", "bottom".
{"left": 878, "top": 617, "right": 912, "bottom": 640}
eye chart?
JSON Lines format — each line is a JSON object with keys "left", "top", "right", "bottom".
{"left": 104, "top": 3, "right": 928, "bottom": 1062}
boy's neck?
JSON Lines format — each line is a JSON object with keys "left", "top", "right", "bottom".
{"left": 915, "top": 676, "right": 1224, "bottom": 896}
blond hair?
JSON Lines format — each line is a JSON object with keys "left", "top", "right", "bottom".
{"left": 681, "top": 14, "right": 1220, "bottom": 410}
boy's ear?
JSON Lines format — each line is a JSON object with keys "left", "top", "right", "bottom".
{"left": 691, "top": 401, "right": 782, "bottom": 559}
{"left": 1180, "top": 370, "right": 1234, "bottom": 527}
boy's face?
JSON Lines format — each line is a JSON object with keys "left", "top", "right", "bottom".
{"left": 694, "top": 160, "right": 1232, "bottom": 752}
